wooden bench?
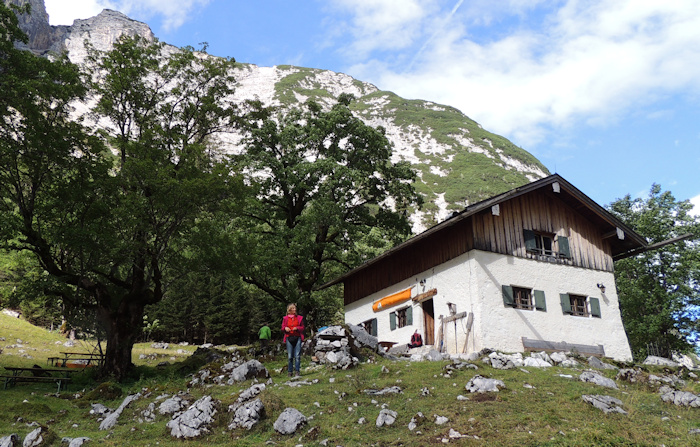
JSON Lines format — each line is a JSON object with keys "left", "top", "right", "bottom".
{"left": 521, "top": 337, "right": 606, "bottom": 358}
{"left": 1, "top": 375, "right": 71, "bottom": 393}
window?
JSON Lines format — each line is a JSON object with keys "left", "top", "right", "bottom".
{"left": 502, "top": 285, "right": 547, "bottom": 311}
{"left": 570, "top": 294, "right": 588, "bottom": 316}
{"left": 524, "top": 230, "right": 571, "bottom": 259}
{"left": 513, "top": 287, "right": 533, "bottom": 310}
{"left": 361, "top": 318, "right": 377, "bottom": 336}
{"left": 560, "top": 294, "right": 600, "bottom": 317}
{"left": 390, "top": 306, "right": 413, "bottom": 330}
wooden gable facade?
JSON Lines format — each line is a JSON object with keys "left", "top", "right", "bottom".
{"left": 331, "top": 174, "right": 647, "bottom": 306}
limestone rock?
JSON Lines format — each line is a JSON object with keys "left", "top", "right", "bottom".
{"left": 228, "top": 398, "right": 264, "bottom": 430}
{"left": 579, "top": 371, "right": 618, "bottom": 390}
{"left": 273, "top": 408, "right": 307, "bottom": 435}
{"left": 0, "top": 434, "right": 19, "bottom": 447}
{"left": 487, "top": 352, "right": 522, "bottom": 369}
{"left": 158, "top": 396, "right": 189, "bottom": 415}
{"left": 643, "top": 356, "right": 679, "bottom": 368}
{"left": 465, "top": 375, "right": 505, "bottom": 393}
{"left": 523, "top": 357, "right": 552, "bottom": 368}
{"left": 60, "top": 437, "right": 91, "bottom": 447}
{"left": 659, "top": 386, "right": 700, "bottom": 407}
{"left": 236, "top": 383, "right": 266, "bottom": 403}
{"left": 347, "top": 324, "right": 378, "bottom": 351}
{"left": 99, "top": 393, "right": 141, "bottom": 430}
{"left": 582, "top": 395, "right": 627, "bottom": 414}
{"left": 226, "top": 360, "right": 269, "bottom": 383}
{"left": 363, "top": 386, "right": 403, "bottom": 395}
{"left": 376, "top": 409, "right": 398, "bottom": 427}
{"left": 587, "top": 356, "right": 618, "bottom": 370}
{"left": 408, "top": 412, "right": 425, "bottom": 431}
{"left": 166, "top": 395, "right": 219, "bottom": 438}
{"left": 21, "top": 426, "right": 54, "bottom": 447}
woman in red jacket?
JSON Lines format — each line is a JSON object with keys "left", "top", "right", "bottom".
{"left": 282, "top": 303, "right": 305, "bottom": 377}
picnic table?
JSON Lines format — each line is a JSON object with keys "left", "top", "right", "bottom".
{"left": 48, "top": 351, "right": 105, "bottom": 368}
{"left": 2, "top": 366, "right": 75, "bottom": 393}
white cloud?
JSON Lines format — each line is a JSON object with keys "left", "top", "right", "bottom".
{"left": 337, "top": 0, "right": 700, "bottom": 147}
{"left": 329, "top": 0, "right": 437, "bottom": 58}
{"left": 45, "top": 0, "right": 210, "bottom": 31}
{"left": 690, "top": 194, "right": 700, "bottom": 216}
{"left": 44, "top": 0, "right": 115, "bottom": 25}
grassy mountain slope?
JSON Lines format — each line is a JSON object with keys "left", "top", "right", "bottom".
{"left": 270, "top": 65, "right": 549, "bottom": 229}
{"left": 1, "top": 314, "right": 699, "bottom": 446}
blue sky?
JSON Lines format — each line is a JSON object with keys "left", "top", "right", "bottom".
{"left": 45, "top": 0, "right": 700, "bottom": 213}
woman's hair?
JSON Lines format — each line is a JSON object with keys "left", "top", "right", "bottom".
{"left": 287, "top": 303, "right": 296, "bottom": 313}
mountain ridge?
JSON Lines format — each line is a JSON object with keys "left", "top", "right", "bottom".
{"left": 7, "top": 0, "right": 550, "bottom": 232}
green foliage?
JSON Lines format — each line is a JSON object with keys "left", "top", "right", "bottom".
{"left": 0, "top": 11, "right": 243, "bottom": 380}
{"left": 231, "top": 94, "right": 422, "bottom": 319}
{"left": 608, "top": 184, "right": 700, "bottom": 359}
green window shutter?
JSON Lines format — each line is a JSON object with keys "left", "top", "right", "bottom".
{"left": 406, "top": 306, "right": 413, "bottom": 325}
{"left": 502, "top": 285, "right": 515, "bottom": 307}
{"left": 390, "top": 312, "right": 396, "bottom": 331}
{"left": 560, "top": 293, "right": 572, "bottom": 314}
{"left": 534, "top": 290, "right": 547, "bottom": 311}
{"left": 558, "top": 236, "right": 571, "bottom": 258}
{"left": 590, "top": 297, "right": 601, "bottom": 318}
{"left": 371, "top": 318, "right": 378, "bottom": 336}
{"left": 524, "top": 229, "right": 537, "bottom": 251}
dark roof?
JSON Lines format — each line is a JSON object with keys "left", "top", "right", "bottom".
{"left": 322, "top": 174, "right": 647, "bottom": 288}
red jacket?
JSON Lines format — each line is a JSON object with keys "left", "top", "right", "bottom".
{"left": 281, "top": 314, "right": 305, "bottom": 342}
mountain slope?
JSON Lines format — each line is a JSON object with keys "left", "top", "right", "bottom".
{"left": 8, "top": 0, "right": 549, "bottom": 232}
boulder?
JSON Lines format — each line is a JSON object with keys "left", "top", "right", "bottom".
{"left": 60, "top": 437, "right": 91, "bottom": 447}
{"left": 348, "top": 324, "right": 378, "bottom": 351}
{"left": 465, "top": 375, "right": 505, "bottom": 393}
{"left": 587, "top": 356, "right": 618, "bottom": 370}
{"left": 523, "top": 357, "right": 552, "bottom": 368}
{"left": 99, "top": 393, "right": 141, "bottom": 430}
{"left": 21, "top": 426, "right": 54, "bottom": 447}
{"left": 158, "top": 396, "right": 189, "bottom": 415}
{"left": 582, "top": 395, "right": 627, "bottom": 414}
{"left": 487, "top": 352, "right": 522, "bottom": 369}
{"left": 227, "top": 360, "right": 269, "bottom": 383}
{"left": 228, "top": 398, "right": 265, "bottom": 430}
{"left": 375, "top": 409, "right": 398, "bottom": 427}
{"left": 0, "top": 434, "right": 19, "bottom": 447}
{"left": 579, "top": 371, "right": 618, "bottom": 390}
{"left": 643, "top": 356, "right": 679, "bottom": 368}
{"left": 659, "top": 386, "right": 700, "bottom": 407}
{"left": 236, "top": 383, "right": 266, "bottom": 403}
{"left": 273, "top": 408, "right": 307, "bottom": 435}
{"left": 363, "top": 386, "right": 403, "bottom": 396}
{"left": 408, "top": 412, "right": 425, "bottom": 431}
{"left": 166, "top": 396, "right": 219, "bottom": 438}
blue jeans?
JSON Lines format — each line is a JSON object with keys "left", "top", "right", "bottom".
{"left": 286, "top": 336, "right": 301, "bottom": 374}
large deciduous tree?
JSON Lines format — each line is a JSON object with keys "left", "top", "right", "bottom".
{"left": 0, "top": 10, "right": 241, "bottom": 380}
{"left": 608, "top": 185, "right": 700, "bottom": 359}
{"left": 232, "top": 95, "right": 422, "bottom": 323}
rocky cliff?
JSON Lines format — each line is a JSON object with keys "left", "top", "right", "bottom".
{"left": 6, "top": 0, "right": 549, "bottom": 232}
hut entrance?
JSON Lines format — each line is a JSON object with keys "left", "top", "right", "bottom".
{"left": 422, "top": 299, "right": 435, "bottom": 345}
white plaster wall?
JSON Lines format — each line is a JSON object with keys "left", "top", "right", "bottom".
{"left": 469, "top": 250, "right": 632, "bottom": 361}
{"left": 344, "top": 250, "right": 633, "bottom": 361}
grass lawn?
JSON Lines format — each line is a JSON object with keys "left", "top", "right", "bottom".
{"left": 1, "top": 312, "right": 700, "bottom": 446}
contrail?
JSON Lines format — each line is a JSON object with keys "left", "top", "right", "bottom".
{"left": 407, "top": 0, "right": 465, "bottom": 72}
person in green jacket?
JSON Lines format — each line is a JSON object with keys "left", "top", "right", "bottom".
{"left": 258, "top": 323, "right": 271, "bottom": 348}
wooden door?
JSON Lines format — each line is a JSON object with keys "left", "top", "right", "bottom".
{"left": 423, "top": 299, "right": 435, "bottom": 345}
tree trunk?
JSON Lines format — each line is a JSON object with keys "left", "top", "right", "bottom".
{"left": 97, "top": 297, "right": 145, "bottom": 381}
